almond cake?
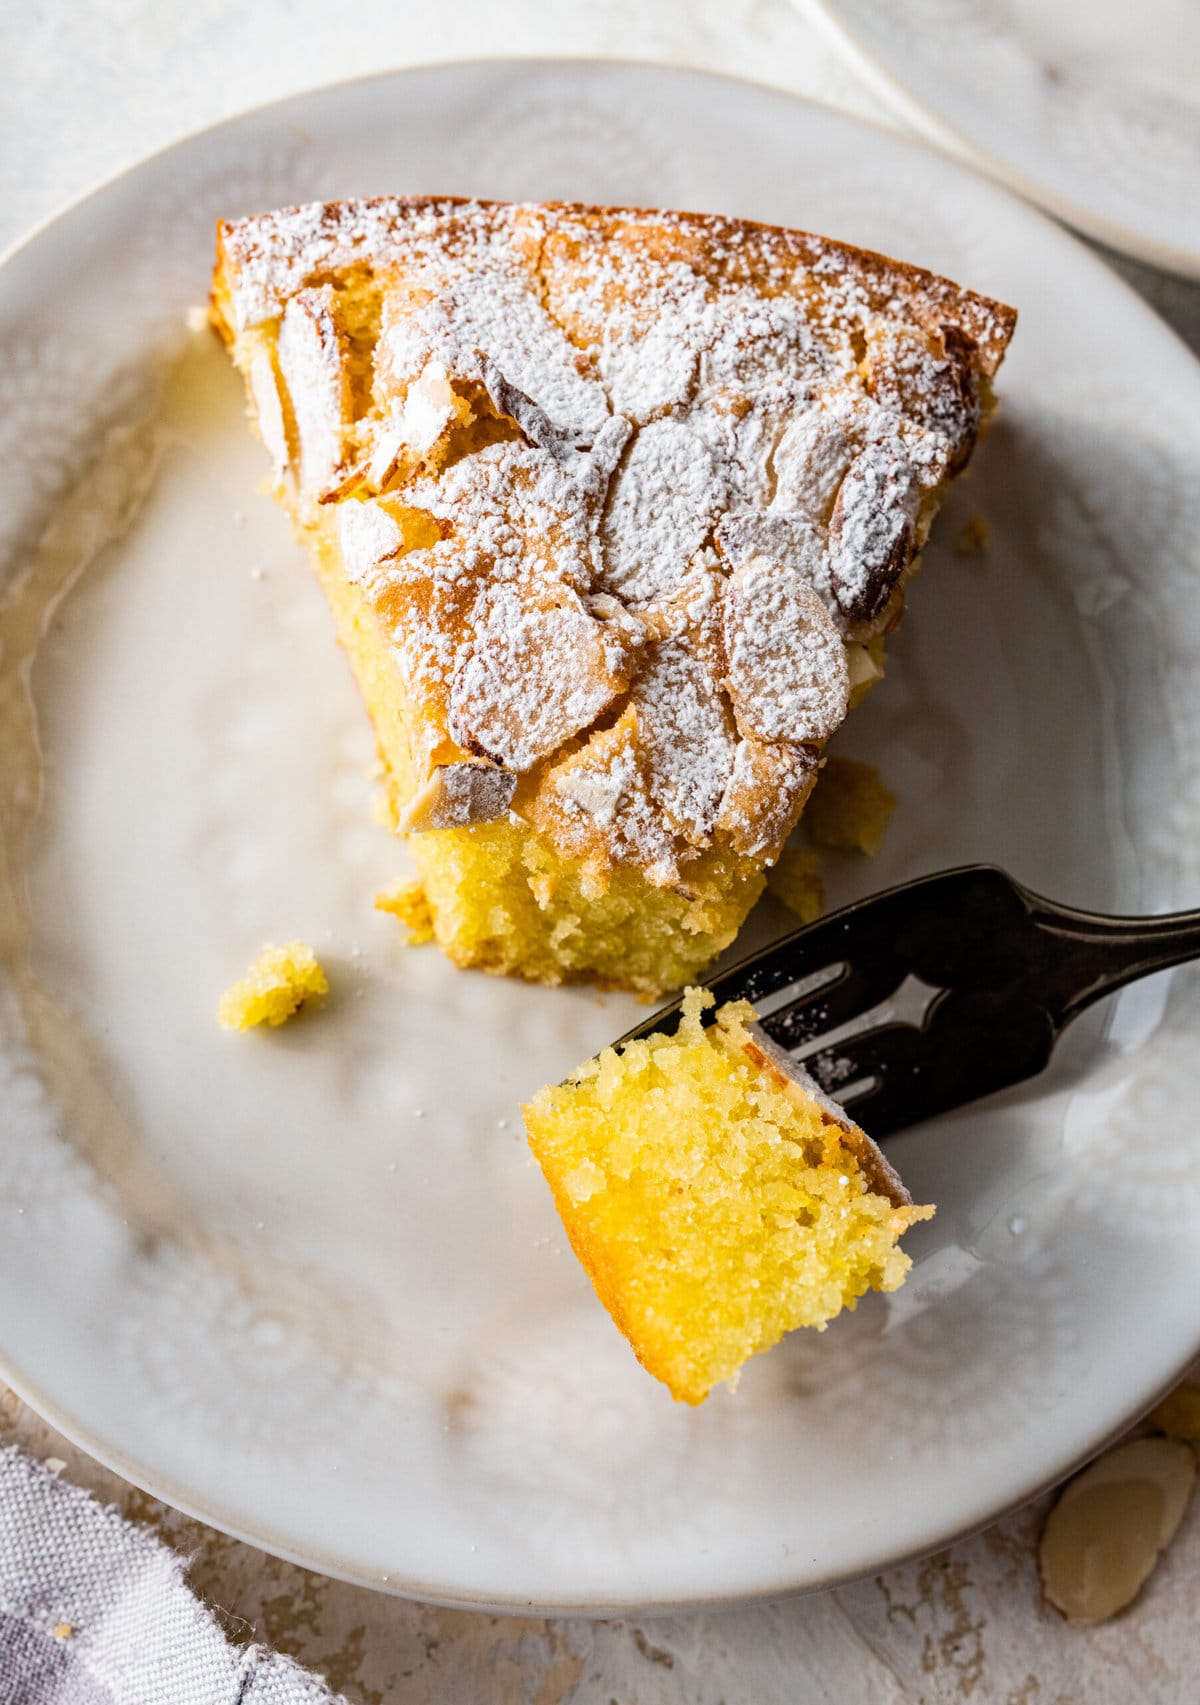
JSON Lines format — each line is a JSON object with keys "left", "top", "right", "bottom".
{"left": 211, "top": 198, "right": 1015, "bottom": 993}
{"left": 524, "top": 987, "right": 933, "bottom": 1404}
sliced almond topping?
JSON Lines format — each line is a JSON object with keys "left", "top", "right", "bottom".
{"left": 372, "top": 283, "right": 438, "bottom": 400}
{"left": 276, "top": 285, "right": 353, "bottom": 501}
{"left": 480, "top": 358, "right": 586, "bottom": 453}
{"left": 720, "top": 555, "right": 849, "bottom": 745}
{"left": 317, "top": 462, "right": 370, "bottom": 505}
{"left": 605, "top": 323, "right": 699, "bottom": 423}
{"left": 477, "top": 363, "right": 632, "bottom": 512}
{"left": 369, "top": 359, "right": 467, "bottom": 490}
{"left": 599, "top": 419, "right": 724, "bottom": 606}
{"left": 400, "top": 761, "right": 517, "bottom": 832}
{"left": 548, "top": 708, "right": 642, "bottom": 834}
{"left": 715, "top": 510, "right": 826, "bottom": 580}
{"left": 248, "top": 348, "right": 290, "bottom": 480}
{"left": 862, "top": 319, "right": 980, "bottom": 476}
{"left": 526, "top": 705, "right": 681, "bottom": 886}
{"left": 449, "top": 583, "right": 637, "bottom": 772}
{"left": 336, "top": 499, "right": 446, "bottom": 586}
{"left": 336, "top": 498, "right": 404, "bottom": 584}
{"left": 630, "top": 639, "right": 738, "bottom": 846}
{"left": 827, "top": 447, "right": 920, "bottom": 627}
{"left": 770, "top": 407, "right": 854, "bottom": 523}
{"left": 715, "top": 736, "right": 818, "bottom": 859}
{"left": 1039, "top": 1436, "right": 1196, "bottom": 1627}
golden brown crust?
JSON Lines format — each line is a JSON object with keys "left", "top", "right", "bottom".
{"left": 213, "top": 195, "right": 1016, "bottom": 369}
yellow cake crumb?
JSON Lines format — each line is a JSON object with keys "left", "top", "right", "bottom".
{"left": 370, "top": 784, "right": 400, "bottom": 833}
{"left": 218, "top": 942, "right": 328, "bottom": 1030}
{"left": 805, "top": 757, "right": 897, "bottom": 855}
{"left": 524, "top": 987, "right": 932, "bottom": 1404}
{"left": 766, "top": 846, "right": 824, "bottom": 924}
{"left": 375, "top": 878, "right": 435, "bottom": 944}
{"left": 52, "top": 1624, "right": 73, "bottom": 1641}
{"left": 954, "top": 512, "right": 991, "bottom": 555}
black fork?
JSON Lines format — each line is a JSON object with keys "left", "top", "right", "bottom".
{"left": 618, "top": 866, "right": 1200, "bottom": 1138}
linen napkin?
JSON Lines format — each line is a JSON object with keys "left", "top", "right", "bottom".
{"left": 0, "top": 1445, "right": 343, "bottom": 1705}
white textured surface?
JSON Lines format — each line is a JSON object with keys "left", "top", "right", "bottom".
{"left": 802, "top": 0, "right": 1200, "bottom": 276}
{"left": 4, "top": 3, "right": 1200, "bottom": 1701}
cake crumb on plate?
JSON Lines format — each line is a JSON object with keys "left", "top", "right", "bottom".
{"left": 955, "top": 512, "right": 991, "bottom": 555}
{"left": 218, "top": 942, "right": 328, "bottom": 1030}
{"left": 766, "top": 846, "right": 824, "bottom": 923}
{"left": 375, "top": 879, "right": 435, "bottom": 944}
{"left": 805, "top": 756, "right": 896, "bottom": 855}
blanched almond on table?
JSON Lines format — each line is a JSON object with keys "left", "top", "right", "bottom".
{"left": 720, "top": 555, "right": 849, "bottom": 745}
{"left": 276, "top": 285, "right": 354, "bottom": 501}
{"left": 1150, "top": 1379, "right": 1200, "bottom": 1441}
{"left": 1039, "top": 1436, "right": 1196, "bottom": 1627}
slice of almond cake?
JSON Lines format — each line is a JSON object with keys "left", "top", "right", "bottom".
{"left": 211, "top": 198, "right": 1015, "bottom": 992}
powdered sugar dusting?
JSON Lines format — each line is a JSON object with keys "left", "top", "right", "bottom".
{"left": 828, "top": 446, "right": 921, "bottom": 625}
{"left": 631, "top": 640, "right": 738, "bottom": 846}
{"left": 721, "top": 555, "right": 850, "bottom": 745}
{"left": 771, "top": 407, "right": 854, "bottom": 523}
{"left": 599, "top": 419, "right": 724, "bottom": 606}
{"left": 215, "top": 197, "right": 1016, "bottom": 881}
{"left": 337, "top": 498, "right": 403, "bottom": 584}
{"left": 449, "top": 581, "right": 633, "bottom": 770}
{"left": 276, "top": 286, "right": 350, "bottom": 498}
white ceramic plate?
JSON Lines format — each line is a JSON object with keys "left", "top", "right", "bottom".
{"left": 800, "top": 0, "right": 1200, "bottom": 279}
{"left": 1, "top": 61, "right": 1199, "bottom": 1615}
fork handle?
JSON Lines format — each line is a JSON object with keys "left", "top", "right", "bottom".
{"left": 1031, "top": 898, "right": 1200, "bottom": 1028}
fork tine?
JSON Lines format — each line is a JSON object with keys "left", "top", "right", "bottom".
{"left": 616, "top": 863, "right": 1200, "bottom": 1138}
{"left": 803, "top": 1020, "right": 926, "bottom": 1111}
{"left": 617, "top": 865, "right": 1024, "bottom": 1052}
{"left": 760, "top": 955, "right": 911, "bottom": 1048}
{"left": 810, "top": 987, "right": 1061, "bottom": 1137}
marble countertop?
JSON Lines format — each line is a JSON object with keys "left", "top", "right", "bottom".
{"left": 4, "top": 3, "right": 1199, "bottom": 1700}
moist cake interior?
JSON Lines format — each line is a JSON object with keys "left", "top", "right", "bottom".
{"left": 524, "top": 988, "right": 934, "bottom": 1404}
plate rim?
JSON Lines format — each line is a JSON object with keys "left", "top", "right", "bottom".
{"left": 3, "top": 53, "right": 1200, "bottom": 1614}
{"left": 3, "top": 1340, "right": 1198, "bottom": 1616}
{"left": 796, "top": 0, "right": 1200, "bottom": 282}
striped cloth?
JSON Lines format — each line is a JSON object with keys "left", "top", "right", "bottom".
{"left": 0, "top": 1445, "right": 342, "bottom": 1705}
